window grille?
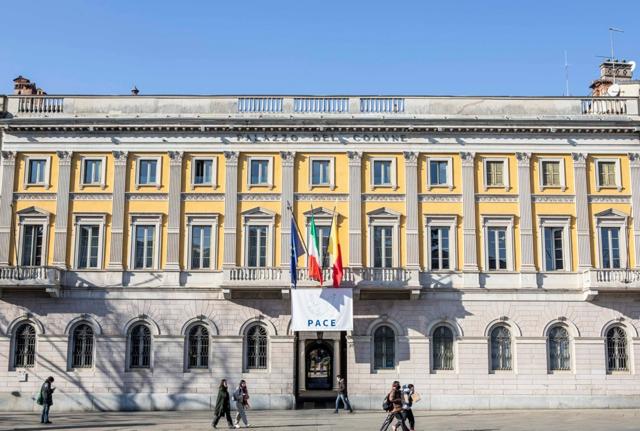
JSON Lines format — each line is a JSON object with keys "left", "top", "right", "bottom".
{"left": 14, "top": 323, "right": 36, "bottom": 368}
{"left": 129, "top": 324, "right": 151, "bottom": 369}
{"left": 432, "top": 326, "right": 454, "bottom": 370}
{"left": 373, "top": 325, "right": 395, "bottom": 370}
{"left": 71, "top": 324, "right": 94, "bottom": 368}
{"left": 188, "top": 325, "right": 209, "bottom": 369}
{"left": 606, "top": 326, "right": 628, "bottom": 372}
{"left": 490, "top": 326, "right": 512, "bottom": 371}
{"left": 246, "top": 325, "right": 267, "bottom": 369}
{"left": 548, "top": 326, "right": 571, "bottom": 371}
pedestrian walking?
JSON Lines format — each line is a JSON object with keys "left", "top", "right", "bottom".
{"left": 334, "top": 374, "right": 353, "bottom": 413}
{"left": 36, "top": 376, "right": 55, "bottom": 424}
{"left": 400, "top": 384, "right": 415, "bottom": 431}
{"left": 233, "top": 380, "right": 251, "bottom": 428}
{"left": 212, "top": 379, "right": 235, "bottom": 429}
{"left": 379, "top": 381, "right": 409, "bottom": 431}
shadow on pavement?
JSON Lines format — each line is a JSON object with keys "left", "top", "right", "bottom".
{"left": 8, "top": 423, "right": 154, "bottom": 431}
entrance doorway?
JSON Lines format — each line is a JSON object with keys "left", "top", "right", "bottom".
{"left": 305, "top": 340, "right": 333, "bottom": 390}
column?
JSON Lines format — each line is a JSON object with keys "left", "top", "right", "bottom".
{"left": 629, "top": 153, "right": 640, "bottom": 268}
{"left": 516, "top": 152, "right": 537, "bottom": 287}
{"left": 280, "top": 151, "right": 295, "bottom": 267}
{"left": 223, "top": 151, "right": 239, "bottom": 268}
{"left": 165, "top": 151, "right": 183, "bottom": 271}
{"left": 460, "top": 152, "right": 479, "bottom": 287}
{"left": 404, "top": 151, "right": 420, "bottom": 269}
{"left": 52, "top": 151, "right": 73, "bottom": 269}
{"left": 572, "top": 153, "right": 592, "bottom": 271}
{"left": 0, "top": 152, "right": 16, "bottom": 266}
{"left": 347, "top": 151, "right": 363, "bottom": 267}
{"left": 107, "top": 151, "right": 128, "bottom": 270}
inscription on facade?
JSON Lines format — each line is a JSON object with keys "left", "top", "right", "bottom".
{"left": 236, "top": 133, "right": 408, "bottom": 143}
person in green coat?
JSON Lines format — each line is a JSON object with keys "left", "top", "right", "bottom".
{"left": 212, "top": 379, "right": 235, "bottom": 429}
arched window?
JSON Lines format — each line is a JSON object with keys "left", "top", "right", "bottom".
{"left": 490, "top": 326, "right": 512, "bottom": 371}
{"left": 246, "top": 325, "right": 267, "bottom": 369}
{"left": 432, "top": 326, "right": 454, "bottom": 370}
{"left": 71, "top": 324, "right": 94, "bottom": 368}
{"left": 187, "top": 325, "right": 209, "bottom": 369}
{"left": 606, "top": 326, "right": 628, "bottom": 372}
{"left": 373, "top": 325, "right": 395, "bottom": 370}
{"left": 14, "top": 323, "right": 36, "bottom": 368}
{"left": 129, "top": 324, "right": 151, "bottom": 369}
{"left": 548, "top": 326, "right": 571, "bottom": 371}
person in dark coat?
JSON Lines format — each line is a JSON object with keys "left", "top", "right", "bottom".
{"left": 212, "top": 379, "right": 235, "bottom": 429}
{"left": 334, "top": 374, "right": 353, "bottom": 413}
{"left": 40, "top": 376, "right": 55, "bottom": 424}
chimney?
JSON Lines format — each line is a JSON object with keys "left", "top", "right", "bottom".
{"left": 590, "top": 59, "right": 635, "bottom": 96}
{"left": 131, "top": 86, "right": 140, "bottom": 96}
{"left": 13, "top": 76, "right": 39, "bottom": 95}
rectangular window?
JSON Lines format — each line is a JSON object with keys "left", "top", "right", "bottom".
{"left": 372, "top": 160, "right": 392, "bottom": 186}
{"left": 487, "top": 227, "right": 507, "bottom": 270}
{"left": 77, "top": 225, "right": 100, "bottom": 269}
{"left": 542, "top": 161, "right": 561, "bottom": 187}
{"left": 247, "top": 225, "right": 268, "bottom": 267}
{"left": 21, "top": 225, "right": 43, "bottom": 266}
{"left": 486, "top": 161, "right": 504, "bottom": 187}
{"left": 134, "top": 225, "right": 155, "bottom": 269}
{"left": 429, "top": 160, "right": 449, "bottom": 186}
{"left": 311, "top": 159, "right": 330, "bottom": 186}
{"left": 310, "top": 225, "right": 331, "bottom": 269}
{"left": 249, "top": 159, "right": 270, "bottom": 185}
{"left": 598, "top": 161, "right": 617, "bottom": 187}
{"left": 27, "top": 159, "right": 46, "bottom": 185}
{"left": 430, "top": 227, "right": 450, "bottom": 270}
{"left": 601, "top": 227, "right": 621, "bottom": 269}
{"left": 190, "top": 225, "right": 212, "bottom": 269}
{"left": 373, "top": 226, "right": 393, "bottom": 268}
{"left": 193, "top": 159, "right": 213, "bottom": 185}
{"left": 544, "top": 227, "right": 564, "bottom": 271}
{"left": 82, "top": 159, "right": 103, "bottom": 185}
{"left": 138, "top": 159, "right": 158, "bottom": 185}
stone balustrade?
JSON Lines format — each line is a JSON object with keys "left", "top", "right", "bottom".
{"left": 588, "top": 269, "right": 640, "bottom": 290}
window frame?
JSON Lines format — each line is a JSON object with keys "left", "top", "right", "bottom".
{"left": 190, "top": 156, "right": 218, "bottom": 189}
{"left": 126, "top": 323, "right": 153, "bottom": 371}
{"left": 244, "top": 323, "right": 269, "bottom": 372}
{"left": 185, "top": 323, "right": 210, "bottom": 371}
{"left": 135, "top": 156, "right": 162, "bottom": 189}
{"left": 426, "top": 157, "right": 453, "bottom": 190}
{"left": 594, "top": 209, "right": 628, "bottom": 270}
{"left": 247, "top": 156, "right": 274, "bottom": 189}
{"left": 79, "top": 156, "right": 107, "bottom": 189}
{"left": 482, "top": 215, "right": 514, "bottom": 272}
{"left": 595, "top": 158, "right": 622, "bottom": 191}
{"left": 185, "top": 214, "right": 219, "bottom": 271}
{"left": 370, "top": 157, "right": 397, "bottom": 190}
{"left": 128, "top": 214, "right": 163, "bottom": 271}
{"left": 72, "top": 213, "right": 106, "bottom": 270}
{"left": 430, "top": 324, "right": 456, "bottom": 372}
{"left": 372, "top": 325, "right": 396, "bottom": 371}
{"left": 425, "top": 215, "right": 457, "bottom": 271}
{"left": 537, "top": 215, "right": 572, "bottom": 272}
{"left": 308, "top": 156, "right": 335, "bottom": 190}
{"left": 547, "top": 324, "right": 572, "bottom": 372}
{"left": 367, "top": 208, "right": 400, "bottom": 268}
{"left": 16, "top": 207, "right": 51, "bottom": 268}
{"left": 241, "top": 208, "right": 276, "bottom": 267}
{"left": 605, "top": 325, "right": 629, "bottom": 373}
{"left": 69, "top": 323, "right": 96, "bottom": 371}
{"left": 305, "top": 212, "right": 333, "bottom": 270}
{"left": 482, "top": 157, "right": 510, "bottom": 191}
{"left": 538, "top": 157, "right": 566, "bottom": 191}
{"left": 489, "top": 325, "right": 513, "bottom": 372}
{"left": 23, "top": 155, "right": 51, "bottom": 189}
{"left": 11, "top": 322, "right": 37, "bottom": 370}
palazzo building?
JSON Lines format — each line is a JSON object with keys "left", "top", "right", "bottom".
{"left": 0, "top": 61, "right": 640, "bottom": 411}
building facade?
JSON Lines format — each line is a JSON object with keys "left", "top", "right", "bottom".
{"left": 1, "top": 63, "right": 640, "bottom": 412}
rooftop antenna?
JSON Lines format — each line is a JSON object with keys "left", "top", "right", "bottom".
{"left": 564, "top": 50, "right": 570, "bottom": 96}
{"left": 609, "top": 27, "right": 624, "bottom": 85}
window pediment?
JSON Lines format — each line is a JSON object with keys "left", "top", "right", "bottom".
{"left": 303, "top": 207, "right": 337, "bottom": 219}
{"left": 594, "top": 208, "right": 628, "bottom": 220}
{"left": 367, "top": 207, "right": 401, "bottom": 220}
{"left": 241, "top": 207, "right": 276, "bottom": 220}
{"left": 16, "top": 206, "right": 51, "bottom": 218}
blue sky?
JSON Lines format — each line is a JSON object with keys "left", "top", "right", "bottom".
{"left": 2, "top": 0, "right": 638, "bottom": 96}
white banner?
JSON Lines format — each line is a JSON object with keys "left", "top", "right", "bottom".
{"left": 291, "top": 288, "right": 353, "bottom": 331}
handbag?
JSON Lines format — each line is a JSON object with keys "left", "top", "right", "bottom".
{"left": 36, "top": 389, "right": 44, "bottom": 406}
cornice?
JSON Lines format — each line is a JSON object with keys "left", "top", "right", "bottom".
{"left": 532, "top": 194, "right": 575, "bottom": 203}
{"left": 126, "top": 192, "right": 169, "bottom": 201}
{"left": 362, "top": 193, "right": 406, "bottom": 202}
{"left": 588, "top": 195, "right": 631, "bottom": 204}
{"left": 182, "top": 193, "right": 225, "bottom": 201}
{"left": 295, "top": 193, "right": 349, "bottom": 201}
{"left": 237, "top": 193, "right": 281, "bottom": 201}
{"left": 475, "top": 194, "right": 519, "bottom": 203}
{"left": 13, "top": 192, "right": 57, "bottom": 201}
{"left": 71, "top": 193, "right": 114, "bottom": 201}
{"left": 418, "top": 194, "right": 463, "bottom": 203}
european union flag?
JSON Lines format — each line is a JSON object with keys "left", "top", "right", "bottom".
{"left": 290, "top": 217, "right": 306, "bottom": 288}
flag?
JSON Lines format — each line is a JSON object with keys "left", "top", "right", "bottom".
{"left": 328, "top": 213, "right": 343, "bottom": 288}
{"left": 290, "top": 216, "right": 305, "bottom": 288}
{"left": 307, "top": 214, "right": 324, "bottom": 284}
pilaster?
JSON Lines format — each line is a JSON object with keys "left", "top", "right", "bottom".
{"left": 460, "top": 152, "right": 479, "bottom": 283}
{"left": 516, "top": 152, "right": 537, "bottom": 287}
{"left": 223, "top": 151, "right": 239, "bottom": 268}
{"left": 629, "top": 153, "right": 640, "bottom": 268}
{"left": 0, "top": 152, "right": 16, "bottom": 266}
{"left": 572, "top": 153, "right": 592, "bottom": 271}
{"left": 280, "top": 151, "right": 295, "bottom": 267}
{"left": 165, "top": 151, "right": 183, "bottom": 271}
{"left": 52, "top": 151, "right": 73, "bottom": 269}
{"left": 404, "top": 151, "right": 420, "bottom": 269}
{"left": 107, "top": 151, "right": 128, "bottom": 270}
{"left": 347, "top": 151, "right": 363, "bottom": 267}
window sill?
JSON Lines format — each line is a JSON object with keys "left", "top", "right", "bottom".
{"left": 430, "top": 369, "right": 456, "bottom": 375}
{"left": 371, "top": 368, "right": 397, "bottom": 374}
{"left": 126, "top": 368, "right": 154, "bottom": 374}
{"left": 184, "top": 368, "right": 212, "bottom": 374}
{"left": 547, "top": 370, "right": 573, "bottom": 375}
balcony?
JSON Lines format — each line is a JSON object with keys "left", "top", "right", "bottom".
{"left": 586, "top": 269, "right": 640, "bottom": 292}
{"left": 0, "top": 266, "right": 62, "bottom": 297}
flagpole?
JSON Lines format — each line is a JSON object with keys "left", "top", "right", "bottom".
{"left": 287, "top": 200, "right": 307, "bottom": 254}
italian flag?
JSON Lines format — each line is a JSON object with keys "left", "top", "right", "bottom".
{"left": 308, "top": 214, "right": 324, "bottom": 284}
{"left": 328, "top": 213, "right": 343, "bottom": 288}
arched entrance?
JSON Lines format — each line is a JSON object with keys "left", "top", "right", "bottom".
{"left": 305, "top": 340, "right": 333, "bottom": 390}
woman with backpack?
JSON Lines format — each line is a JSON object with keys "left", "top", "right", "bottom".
{"left": 233, "top": 380, "right": 251, "bottom": 428}
{"left": 379, "top": 381, "right": 409, "bottom": 431}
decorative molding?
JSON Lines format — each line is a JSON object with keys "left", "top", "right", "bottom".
{"left": 182, "top": 193, "right": 225, "bottom": 201}
{"left": 238, "top": 193, "right": 281, "bottom": 201}
{"left": 13, "top": 192, "right": 57, "bottom": 201}
{"left": 403, "top": 151, "right": 418, "bottom": 165}
{"left": 532, "top": 194, "right": 575, "bottom": 203}
{"left": 418, "top": 194, "right": 462, "bottom": 203}
{"left": 475, "top": 194, "right": 519, "bottom": 203}
{"left": 56, "top": 150, "right": 73, "bottom": 164}
{"left": 515, "top": 152, "right": 531, "bottom": 166}
{"left": 1, "top": 151, "right": 16, "bottom": 162}
{"left": 347, "top": 151, "right": 362, "bottom": 165}
{"left": 71, "top": 193, "right": 114, "bottom": 201}
{"left": 571, "top": 152, "right": 587, "bottom": 166}
{"left": 168, "top": 151, "right": 184, "bottom": 164}
{"left": 460, "top": 151, "right": 475, "bottom": 167}
{"left": 112, "top": 150, "right": 128, "bottom": 165}
{"left": 295, "top": 193, "right": 349, "bottom": 201}
{"left": 629, "top": 153, "right": 640, "bottom": 168}
{"left": 280, "top": 151, "right": 296, "bottom": 166}
{"left": 224, "top": 151, "right": 239, "bottom": 164}
{"left": 125, "top": 192, "right": 169, "bottom": 201}
{"left": 362, "top": 193, "right": 406, "bottom": 202}
{"left": 588, "top": 195, "right": 631, "bottom": 204}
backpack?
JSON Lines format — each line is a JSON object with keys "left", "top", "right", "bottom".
{"left": 232, "top": 387, "right": 241, "bottom": 402}
{"left": 382, "top": 396, "right": 391, "bottom": 411}
{"left": 36, "top": 385, "right": 44, "bottom": 406}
